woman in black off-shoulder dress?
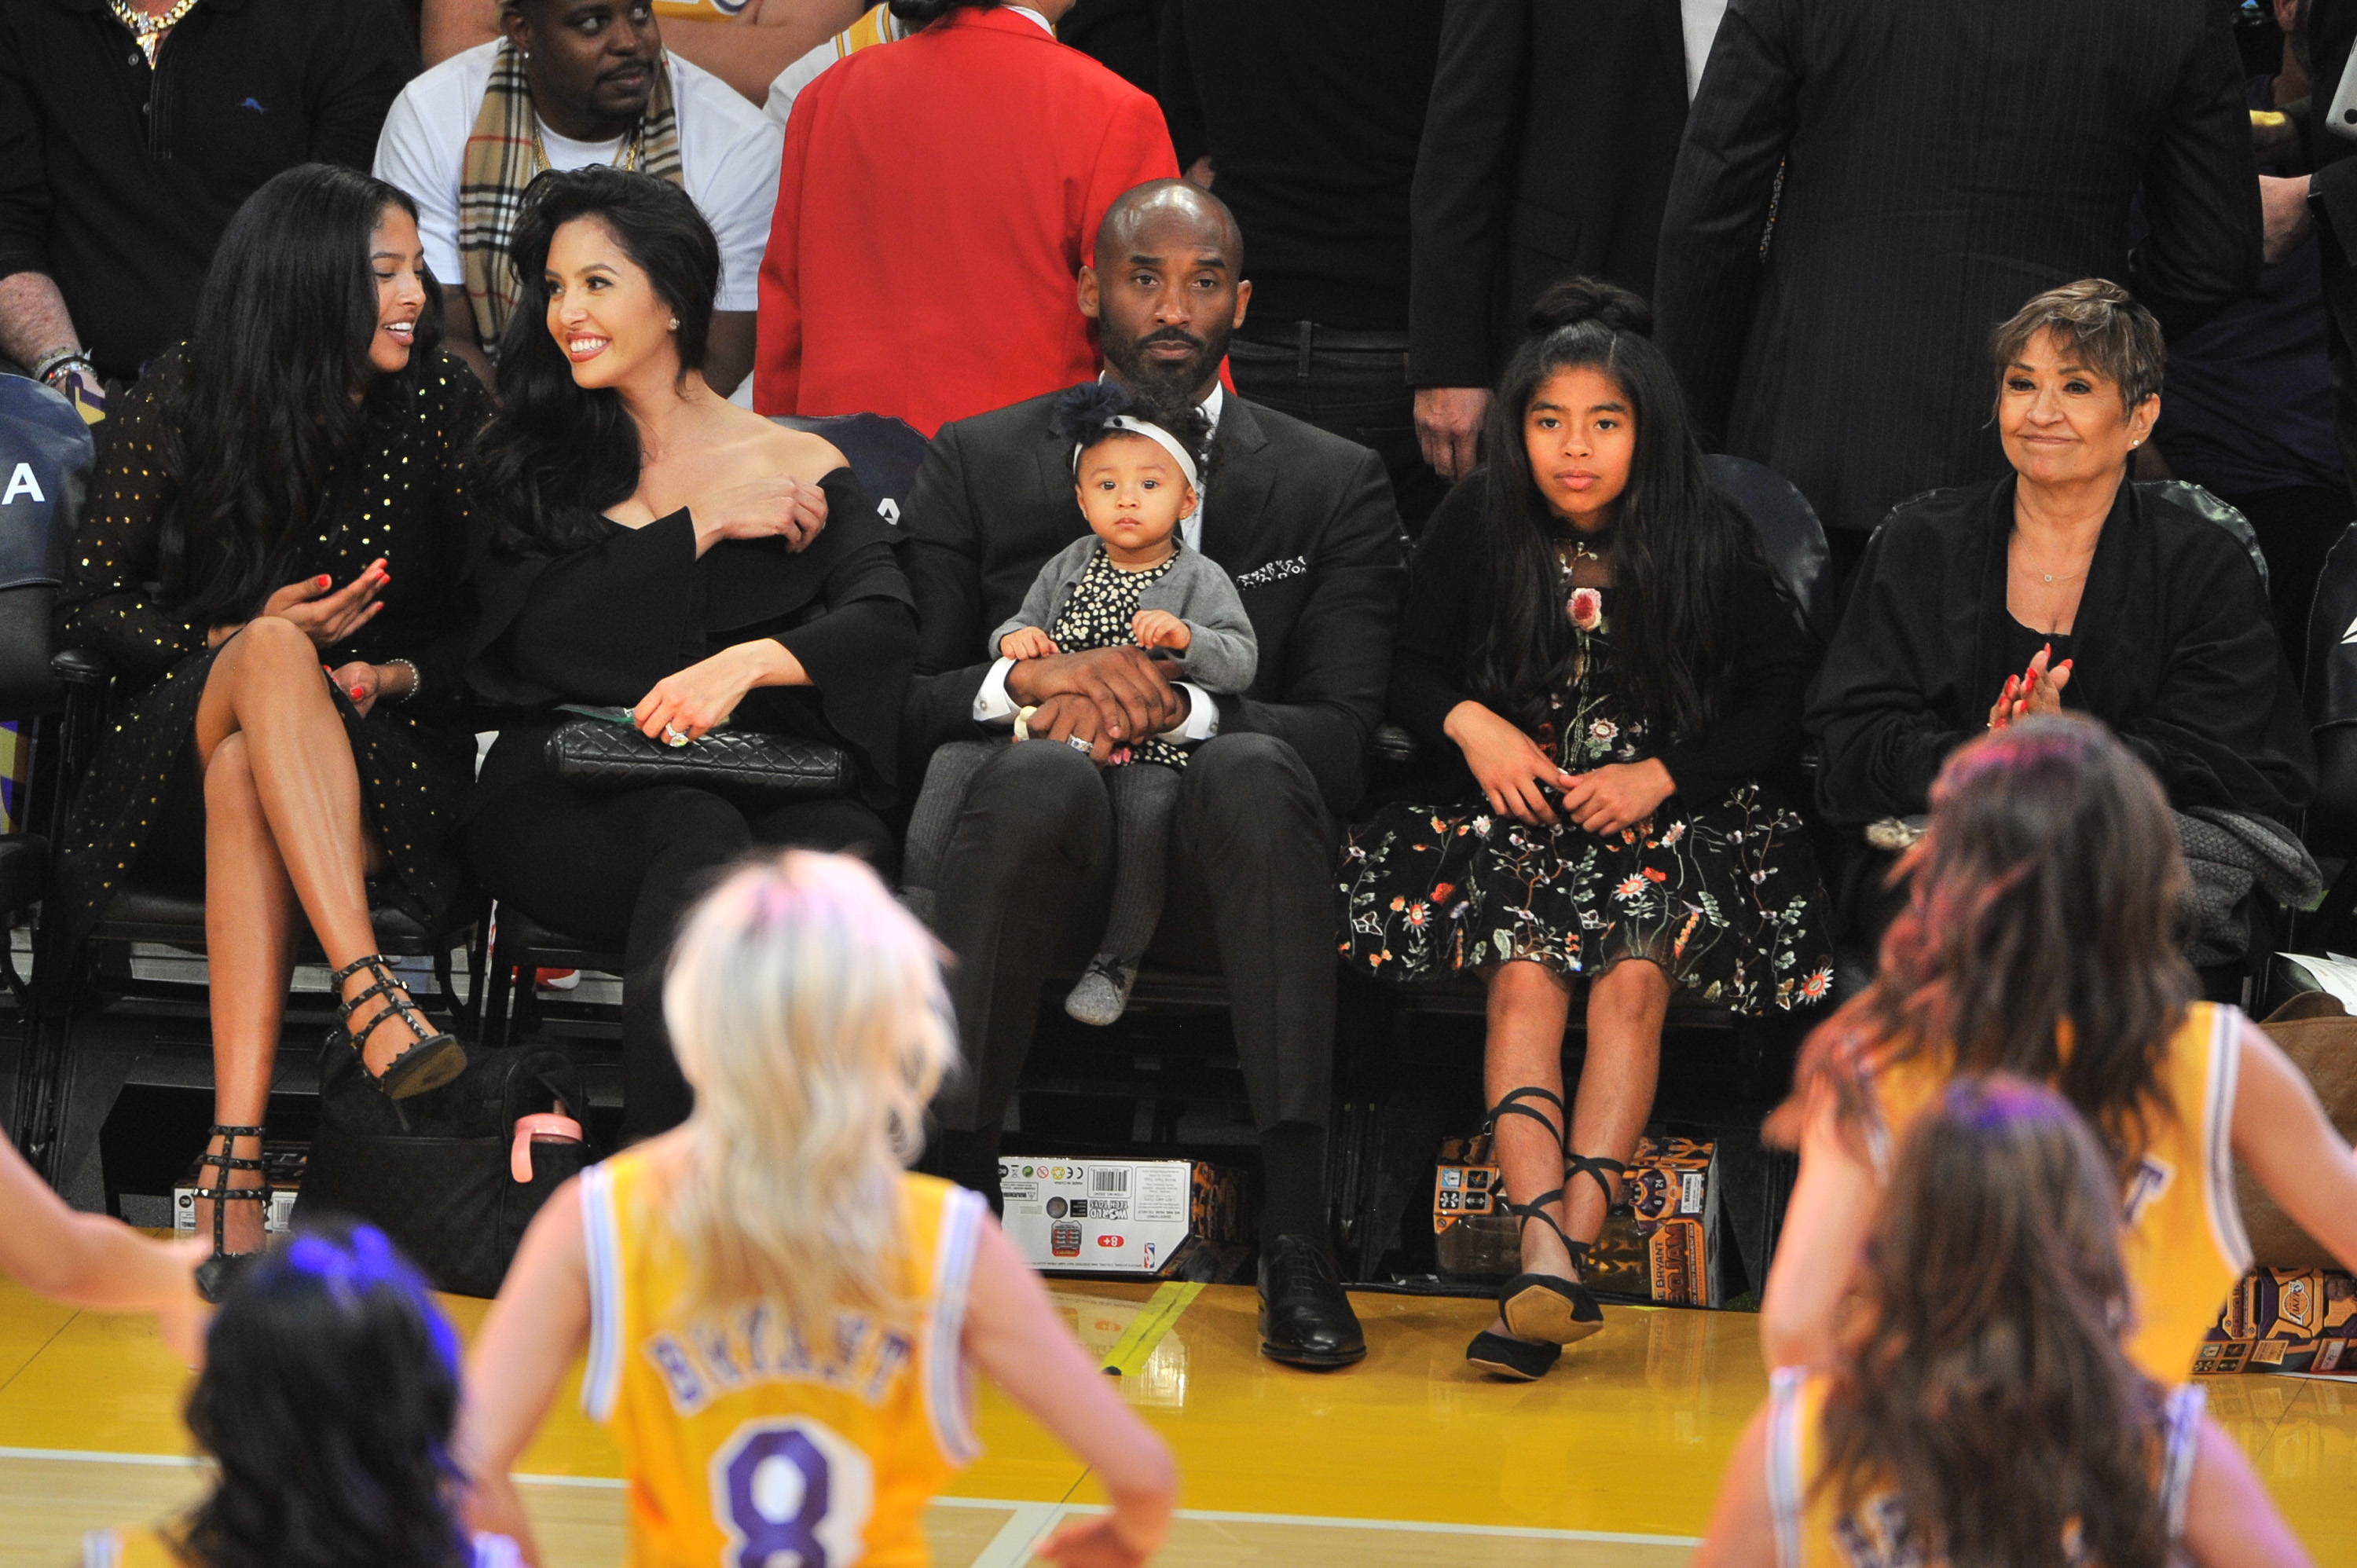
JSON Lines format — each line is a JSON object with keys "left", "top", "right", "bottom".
{"left": 464, "top": 170, "right": 915, "bottom": 1139}
{"left": 55, "top": 166, "right": 494, "bottom": 1291}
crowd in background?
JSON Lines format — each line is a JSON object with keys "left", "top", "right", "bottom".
{"left": 0, "top": 0, "right": 2353, "bottom": 1479}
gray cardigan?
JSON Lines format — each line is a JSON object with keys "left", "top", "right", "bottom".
{"left": 990, "top": 535, "right": 1259, "bottom": 693}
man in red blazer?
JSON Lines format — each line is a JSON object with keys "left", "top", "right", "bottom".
{"left": 753, "top": 0, "right": 1178, "bottom": 436}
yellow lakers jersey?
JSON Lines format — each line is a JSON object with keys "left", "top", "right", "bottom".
{"left": 84, "top": 1528, "right": 518, "bottom": 1568}
{"left": 1869, "top": 1001, "right": 2251, "bottom": 1382}
{"left": 1762, "top": 1369, "right": 2202, "bottom": 1568}
{"left": 580, "top": 1153, "right": 987, "bottom": 1568}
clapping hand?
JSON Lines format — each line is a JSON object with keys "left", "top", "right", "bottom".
{"left": 1987, "top": 643, "right": 2073, "bottom": 730}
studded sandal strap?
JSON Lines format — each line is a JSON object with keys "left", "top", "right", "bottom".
{"left": 328, "top": 952, "right": 398, "bottom": 991}
{"left": 336, "top": 976, "right": 405, "bottom": 1024}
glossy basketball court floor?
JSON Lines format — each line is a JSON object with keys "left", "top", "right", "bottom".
{"left": 2, "top": 1273, "right": 2352, "bottom": 1566}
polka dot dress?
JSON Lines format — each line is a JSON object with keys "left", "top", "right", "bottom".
{"left": 1047, "top": 543, "right": 1189, "bottom": 769}
{"left": 53, "top": 348, "right": 495, "bottom": 941}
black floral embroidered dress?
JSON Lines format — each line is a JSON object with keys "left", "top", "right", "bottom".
{"left": 1339, "top": 482, "right": 1833, "bottom": 1013}
{"left": 53, "top": 348, "right": 494, "bottom": 939}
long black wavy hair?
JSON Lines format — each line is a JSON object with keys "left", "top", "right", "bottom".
{"left": 1820, "top": 1075, "right": 2171, "bottom": 1568}
{"left": 179, "top": 1222, "right": 472, "bottom": 1568}
{"left": 471, "top": 167, "right": 720, "bottom": 557}
{"left": 159, "top": 163, "right": 442, "bottom": 626}
{"left": 1472, "top": 278, "right": 1765, "bottom": 740}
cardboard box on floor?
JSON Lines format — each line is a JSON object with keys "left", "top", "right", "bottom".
{"left": 1434, "top": 1133, "right": 1723, "bottom": 1306}
{"left": 2193, "top": 1267, "right": 2357, "bottom": 1376}
{"left": 998, "top": 1156, "right": 1248, "bottom": 1277}
{"left": 173, "top": 1143, "right": 306, "bottom": 1238}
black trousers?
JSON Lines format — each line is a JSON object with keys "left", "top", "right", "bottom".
{"left": 929, "top": 731, "right": 1338, "bottom": 1135}
{"left": 465, "top": 779, "right": 893, "bottom": 1137}
{"left": 1227, "top": 320, "right": 1450, "bottom": 534}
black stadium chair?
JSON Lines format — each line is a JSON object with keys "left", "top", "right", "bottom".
{"left": 0, "top": 375, "right": 97, "bottom": 1168}
{"left": 2293, "top": 522, "right": 2357, "bottom": 957}
{"left": 769, "top": 411, "right": 929, "bottom": 529}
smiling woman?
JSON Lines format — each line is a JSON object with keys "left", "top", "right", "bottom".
{"left": 464, "top": 168, "right": 918, "bottom": 1141}
{"left": 1805, "top": 280, "right": 2315, "bottom": 856}
{"left": 53, "top": 164, "right": 499, "bottom": 1295}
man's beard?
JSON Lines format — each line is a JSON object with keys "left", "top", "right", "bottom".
{"left": 1107, "top": 326, "right": 1224, "bottom": 395}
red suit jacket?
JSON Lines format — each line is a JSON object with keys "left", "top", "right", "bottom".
{"left": 753, "top": 6, "right": 1178, "bottom": 436}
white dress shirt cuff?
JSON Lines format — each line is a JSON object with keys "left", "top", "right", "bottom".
{"left": 972, "top": 658, "right": 1020, "bottom": 724}
{"left": 1163, "top": 683, "right": 1221, "bottom": 742}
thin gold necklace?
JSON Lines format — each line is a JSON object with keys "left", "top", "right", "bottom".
{"left": 111, "top": 0, "right": 200, "bottom": 66}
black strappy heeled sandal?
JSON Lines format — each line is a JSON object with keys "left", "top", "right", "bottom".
{"left": 1489, "top": 1086, "right": 1616, "bottom": 1347}
{"left": 192, "top": 1123, "right": 269, "bottom": 1305}
{"left": 332, "top": 952, "right": 467, "bottom": 1101}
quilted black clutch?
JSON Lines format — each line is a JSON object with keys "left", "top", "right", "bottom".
{"left": 544, "top": 718, "right": 852, "bottom": 800}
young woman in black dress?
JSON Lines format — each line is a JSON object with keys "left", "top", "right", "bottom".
{"left": 465, "top": 170, "right": 915, "bottom": 1141}
{"left": 57, "top": 165, "right": 494, "bottom": 1294}
{"left": 1341, "top": 281, "right": 1833, "bottom": 1379}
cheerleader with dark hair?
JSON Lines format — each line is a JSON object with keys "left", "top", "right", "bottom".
{"left": 900, "top": 380, "right": 1258, "bottom": 1024}
{"left": 84, "top": 1222, "right": 515, "bottom": 1568}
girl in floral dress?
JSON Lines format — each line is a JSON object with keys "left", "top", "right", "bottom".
{"left": 1340, "top": 280, "right": 1833, "bottom": 1379}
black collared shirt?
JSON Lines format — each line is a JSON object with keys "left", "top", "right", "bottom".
{"left": 0, "top": 0, "right": 418, "bottom": 383}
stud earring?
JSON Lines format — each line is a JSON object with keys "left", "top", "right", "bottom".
{"left": 669, "top": 317, "right": 680, "bottom": 331}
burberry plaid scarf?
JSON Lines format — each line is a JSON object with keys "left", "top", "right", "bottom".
{"left": 456, "top": 39, "right": 685, "bottom": 352}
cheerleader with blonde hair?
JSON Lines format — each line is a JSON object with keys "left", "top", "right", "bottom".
{"left": 460, "top": 850, "right": 1177, "bottom": 1566}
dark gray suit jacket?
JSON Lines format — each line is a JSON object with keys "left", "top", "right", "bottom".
{"left": 1655, "top": 0, "right": 2263, "bottom": 535}
{"left": 1409, "top": 0, "right": 1688, "bottom": 389}
{"left": 902, "top": 390, "right": 1406, "bottom": 818}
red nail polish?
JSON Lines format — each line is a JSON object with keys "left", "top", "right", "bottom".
{"left": 317, "top": 575, "right": 331, "bottom": 588}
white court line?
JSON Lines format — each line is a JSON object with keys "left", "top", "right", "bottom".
{"left": 0, "top": 1447, "right": 1701, "bottom": 1545}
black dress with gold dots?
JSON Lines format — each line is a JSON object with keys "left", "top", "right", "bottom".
{"left": 53, "top": 347, "right": 494, "bottom": 941}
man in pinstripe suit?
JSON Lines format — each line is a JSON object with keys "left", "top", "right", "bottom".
{"left": 1654, "top": 0, "right": 2264, "bottom": 558}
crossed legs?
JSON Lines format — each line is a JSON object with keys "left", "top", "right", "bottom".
{"left": 1484, "top": 956, "right": 1670, "bottom": 1339}
{"left": 190, "top": 617, "right": 405, "bottom": 1252}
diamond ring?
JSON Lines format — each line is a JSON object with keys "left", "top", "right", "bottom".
{"left": 664, "top": 726, "right": 690, "bottom": 748}
{"left": 1066, "top": 735, "right": 1093, "bottom": 754}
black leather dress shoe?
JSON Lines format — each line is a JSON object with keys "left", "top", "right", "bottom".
{"left": 1257, "top": 1233, "right": 1367, "bottom": 1368}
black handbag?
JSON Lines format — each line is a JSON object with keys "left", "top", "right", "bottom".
{"left": 544, "top": 716, "right": 852, "bottom": 801}
{"left": 299, "top": 1038, "right": 592, "bottom": 1297}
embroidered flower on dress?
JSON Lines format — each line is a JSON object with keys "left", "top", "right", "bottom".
{"left": 1799, "top": 966, "right": 1833, "bottom": 1002}
{"left": 1589, "top": 718, "right": 1618, "bottom": 743}
{"left": 1568, "top": 587, "right": 1604, "bottom": 632}
{"left": 1614, "top": 875, "right": 1648, "bottom": 901}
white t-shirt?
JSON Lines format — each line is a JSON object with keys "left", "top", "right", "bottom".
{"left": 373, "top": 42, "right": 783, "bottom": 313}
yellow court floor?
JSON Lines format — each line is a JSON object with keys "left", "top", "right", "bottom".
{"left": 0, "top": 1275, "right": 2352, "bottom": 1566}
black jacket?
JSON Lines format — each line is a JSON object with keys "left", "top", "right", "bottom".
{"left": 1408, "top": 0, "right": 1688, "bottom": 389}
{"left": 1805, "top": 477, "right": 2315, "bottom": 828}
{"left": 1390, "top": 474, "right": 1818, "bottom": 803}
{"left": 901, "top": 389, "right": 1406, "bottom": 818}
{"left": 1160, "top": 0, "right": 1443, "bottom": 330}
{"left": 0, "top": 0, "right": 417, "bottom": 383}
{"left": 1655, "top": 0, "right": 2263, "bottom": 536}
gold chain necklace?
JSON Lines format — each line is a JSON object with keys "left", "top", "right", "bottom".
{"left": 111, "top": 0, "right": 200, "bottom": 67}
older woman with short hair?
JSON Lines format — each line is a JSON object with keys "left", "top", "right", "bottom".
{"left": 1806, "top": 280, "right": 2314, "bottom": 847}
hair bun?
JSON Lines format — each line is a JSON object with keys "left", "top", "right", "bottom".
{"left": 1049, "top": 379, "right": 1131, "bottom": 442}
{"left": 1525, "top": 277, "right": 1654, "bottom": 339}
